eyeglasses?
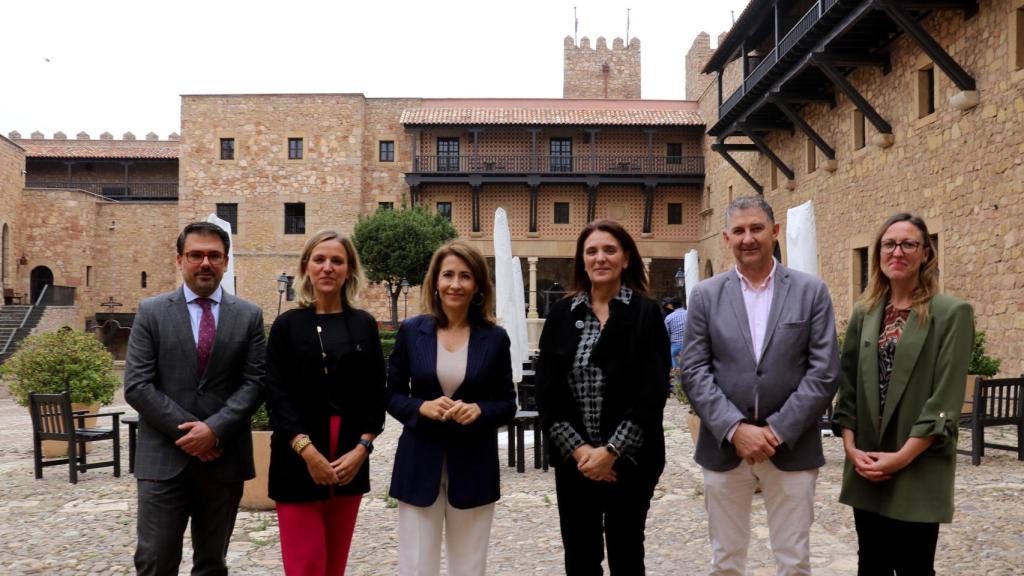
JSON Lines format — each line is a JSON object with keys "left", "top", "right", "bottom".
{"left": 184, "top": 251, "right": 226, "bottom": 265}
{"left": 880, "top": 240, "right": 922, "bottom": 254}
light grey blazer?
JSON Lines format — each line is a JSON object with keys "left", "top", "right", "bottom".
{"left": 124, "top": 286, "right": 265, "bottom": 482}
{"left": 681, "top": 263, "right": 840, "bottom": 472}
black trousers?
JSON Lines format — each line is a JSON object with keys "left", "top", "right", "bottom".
{"left": 554, "top": 462, "right": 655, "bottom": 576}
{"left": 853, "top": 508, "right": 940, "bottom": 576}
{"left": 135, "top": 462, "right": 245, "bottom": 576}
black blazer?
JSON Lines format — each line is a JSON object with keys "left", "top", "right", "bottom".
{"left": 386, "top": 314, "right": 517, "bottom": 509}
{"left": 264, "top": 306, "right": 386, "bottom": 502}
{"left": 535, "top": 293, "right": 670, "bottom": 486}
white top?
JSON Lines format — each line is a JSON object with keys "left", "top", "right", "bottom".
{"left": 735, "top": 259, "right": 777, "bottom": 364}
{"left": 436, "top": 340, "right": 468, "bottom": 397}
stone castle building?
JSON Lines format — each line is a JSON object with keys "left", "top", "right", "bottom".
{"left": 2, "top": 0, "right": 1023, "bottom": 374}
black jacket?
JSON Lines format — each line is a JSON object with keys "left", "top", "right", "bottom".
{"left": 536, "top": 293, "right": 670, "bottom": 486}
{"left": 264, "top": 306, "right": 386, "bottom": 502}
{"left": 386, "top": 314, "right": 517, "bottom": 509}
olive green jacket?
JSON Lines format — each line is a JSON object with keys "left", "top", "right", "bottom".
{"left": 832, "top": 294, "right": 973, "bottom": 523}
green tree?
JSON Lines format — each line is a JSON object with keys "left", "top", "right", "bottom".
{"left": 353, "top": 206, "right": 457, "bottom": 325}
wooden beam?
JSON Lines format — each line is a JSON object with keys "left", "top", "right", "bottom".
{"left": 716, "top": 144, "right": 760, "bottom": 152}
{"left": 770, "top": 90, "right": 835, "bottom": 104}
{"left": 711, "top": 144, "right": 764, "bottom": 194}
{"left": 642, "top": 184, "right": 655, "bottom": 234}
{"left": 771, "top": 99, "right": 836, "bottom": 160}
{"left": 740, "top": 126, "right": 795, "bottom": 180}
{"left": 817, "top": 50, "right": 890, "bottom": 71}
{"left": 738, "top": 119, "right": 794, "bottom": 132}
{"left": 875, "top": 0, "right": 976, "bottom": 90}
{"left": 813, "top": 56, "right": 893, "bottom": 134}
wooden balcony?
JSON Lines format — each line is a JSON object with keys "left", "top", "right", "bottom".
{"left": 409, "top": 154, "right": 704, "bottom": 184}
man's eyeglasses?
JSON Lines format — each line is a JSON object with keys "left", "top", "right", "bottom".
{"left": 880, "top": 240, "right": 922, "bottom": 254}
{"left": 184, "top": 251, "right": 226, "bottom": 265}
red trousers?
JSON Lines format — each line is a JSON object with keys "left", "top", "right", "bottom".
{"left": 276, "top": 416, "right": 363, "bottom": 576}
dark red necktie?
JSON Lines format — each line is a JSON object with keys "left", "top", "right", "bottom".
{"left": 196, "top": 298, "right": 216, "bottom": 376}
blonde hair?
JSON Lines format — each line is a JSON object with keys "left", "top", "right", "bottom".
{"left": 295, "top": 230, "right": 365, "bottom": 311}
{"left": 859, "top": 213, "right": 939, "bottom": 323}
{"left": 421, "top": 240, "right": 496, "bottom": 328}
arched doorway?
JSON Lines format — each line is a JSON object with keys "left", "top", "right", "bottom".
{"left": 30, "top": 266, "right": 53, "bottom": 304}
{"left": 1, "top": 223, "right": 8, "bottom": 288}
{"left": 704, "top": 259, "right": 713, "bottom": 279}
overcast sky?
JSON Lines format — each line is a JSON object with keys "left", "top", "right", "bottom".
{"left": 1, "top": 0, "right": 749, "bottom": 138}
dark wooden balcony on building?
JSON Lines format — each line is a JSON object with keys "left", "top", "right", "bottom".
{"left": 410, "top": 154, "right": 704, "bottom": 179}
{"left": 25, "top": 180, "right": 178, "bottom": 201}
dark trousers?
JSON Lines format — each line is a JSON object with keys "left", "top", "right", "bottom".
{"left": 135, "top": 462, "right": 245, "bottom": 576}
{"left": 853, "top": 508, "right": 940, "bottom": 576}
{"left": 554, "top": 462, "right": 655, "bottom": 576}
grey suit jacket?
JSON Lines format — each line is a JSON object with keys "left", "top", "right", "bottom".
{"left": 124, "top": 286, "right": 265, "bottom": 482}
{"left": 681, "top": 263, "right": 840, "bottom": 472}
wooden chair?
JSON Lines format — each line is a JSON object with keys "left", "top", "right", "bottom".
{"left": 957, "top": 377, "right": 1024, "bottom": 466}
{"left": 506, "top": 370, "right": 548, "bottom": 473}
{"left": 28, "top": 392, "right": 123, "bottom": 483}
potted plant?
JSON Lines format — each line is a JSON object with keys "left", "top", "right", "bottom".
{"left": 241, "top": 402, "right": 274, "bottom": 510}
{"left": 1, "top": 327, "right": 119, "bottom": 457}
{"left": 963, "top": 331, "right": 1002, "bottom": 414}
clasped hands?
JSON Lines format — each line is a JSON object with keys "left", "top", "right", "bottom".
{"left": 419, "top": 396, "right": 482, "bottom": 425}
{"left": 844, "top": 446, "right": 909, "bottom": 482}
{"left": 732, "top": 422, "right": 780, "bottom": 465}
{"left": 303, "top": 444, "right": 370, "bottom": 487}
{"left": 176, "top": 421, "right": 221, "bottom": 462}
{"left": 572, "top": 444, "right": 618, "bottom": 482}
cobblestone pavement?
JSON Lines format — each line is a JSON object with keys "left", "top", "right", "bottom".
{"left": 0, "top": 396, "right": 1021, "bottom": 575}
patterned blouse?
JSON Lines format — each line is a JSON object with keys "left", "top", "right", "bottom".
{"left": 877, "top": 302, "right": 910, "bottom": 411}
{"left": 548, "top": 286, "right": 645, "bottom": 462}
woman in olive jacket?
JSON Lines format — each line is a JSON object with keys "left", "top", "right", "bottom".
{"left": 265, "top": 230, "right": 386, "bottom": 575}
{"left": 833, "top": 213, "right": 973, "bottom": 575}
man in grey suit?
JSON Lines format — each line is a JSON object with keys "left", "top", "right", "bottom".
{"left": 125, "top": 221, "right": 265, "bottom": 576}
{"left": 682, "top": 196, "right": 839, "bottom": 575}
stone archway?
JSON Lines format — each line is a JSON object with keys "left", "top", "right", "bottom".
{"left": 30, "top": 266, "right": 53, "bottom": 304}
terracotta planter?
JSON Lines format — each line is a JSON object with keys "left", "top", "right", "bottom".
{"left": 37, "top": 402, "right": 100, "bottom": 458}
{"left": 241, "top": 430, "right": 274, "bottom": 510}
{"left": 686, "top": 412, "right": 701, "bottom": 445}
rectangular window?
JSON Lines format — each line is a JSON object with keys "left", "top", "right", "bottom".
{"left": 667, "top": 203, "right": 683, "bottom": 225}
{"left": 86, "top": 265, "right": 92, "bottom": 287}
{"left": 284, "top": 203, "right": 305, "bottom": 234}
{"left": 288, "top": 138, "right": 303, "bottom": 160}
{"left": 141, "top": 271, "right": 148, "bottom": 289}
{"left": 770, "top": 163, "right": 778, "bottom": 190}
{"left": 436, "top": 202, "right": 452, "bottom": 222}
{"left": 550, "top": 138, "right": 573, "bottom": 172}
{"left": 666, "top": 143, "right": 683, "bottom": 165}
{"left": 806, "top": 138, "right": 816, "bottom": 173}
{"left": 379, "top": 141, "right": 395, "bottom": 162}
{"left": 220, "top": 138, "right": 234, "bottom": 160}
{"left": 437, "top": 138, "right": 460, "bottom": 171}
{"left": 1016, "top": 7, "right": 1024, "bottom": 71}
{"left": 553, "top": 202, "right": 570, "bottom": 224}
{"left": 854, "top": 247, "right": 869, "bottom": 297}
{"left": 378, "top": 202, "right": 394, "bottom": 211}
{"left": 917, "top": 65, "right": 936, "bottom": 118}
{"left": 852, "top": 110, "right": 866, "bottom": 151}
{"left": 216, "top": 203, "right": 238, "bottom": 234}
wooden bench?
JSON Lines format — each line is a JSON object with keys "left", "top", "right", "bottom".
{"left": 957, "top": 376, "right": 1024, "bottom": 466}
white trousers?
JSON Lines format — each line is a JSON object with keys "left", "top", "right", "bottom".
{"left": 702, "top": 460, "right": 818, "bottom": 576}
{"left": 397, "top": 466, "right": 495, "bottom": 576}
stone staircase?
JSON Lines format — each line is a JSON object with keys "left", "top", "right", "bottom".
{"left": 0, "top": 305, "right": 44, "bottom": 365}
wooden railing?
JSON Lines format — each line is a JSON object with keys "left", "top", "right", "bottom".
{"left": 412, "top": 155, "right": 704, "bottom": 175}
{"left": 26, "top": 181, "right": 178, "bottom": 200}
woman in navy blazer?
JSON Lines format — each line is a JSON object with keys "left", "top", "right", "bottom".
{"left": 387, "top": 240, "right": 517, "bottom": 576}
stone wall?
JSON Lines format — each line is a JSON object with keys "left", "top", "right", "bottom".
{"left": 563, "top": 36, "right": 642, "bottom": 100}
{"left": 696, "top": 0, "right": 1024, "bottom": 375}
{"left": 30, "top": 306, "right": 79, "bottom": 334}
{"left": 0, "top": 137, "right": 24, "bottom": 296}
{"left": 685, "top": 32, "right": 716, "bottom": 101}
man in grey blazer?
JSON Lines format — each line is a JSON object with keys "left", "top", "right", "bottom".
{"left": 682, "top": 196, "right": 839, "bottom": 575}
{"left": 125, "top": 221, "right": 265, "bottom": 576}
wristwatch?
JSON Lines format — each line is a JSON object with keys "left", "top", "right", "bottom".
{"left": 604, "top": 442, "right": 621, "bottom": 458}
{"left": 358, "top": 438, "right": 374, "bottom": 454}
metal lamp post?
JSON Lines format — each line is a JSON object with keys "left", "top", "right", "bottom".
{"left": 276, "top": 273, "right": 289, "bottom": 317}
{"left": 401, "top": 279, "right": 410, "bottom": 320}
{"left": 674, "top": 266, "right": 685, "bottom": 305}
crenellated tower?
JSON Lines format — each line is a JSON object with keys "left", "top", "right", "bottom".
{"left": 563, "top": 35, "right": 641, "bottom": 99}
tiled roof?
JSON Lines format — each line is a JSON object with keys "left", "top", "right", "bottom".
{"left": 401, "top": 98, "right": 704, "bottom": 126}
{"left": 17, "top": 139, "right": 179, "bottom": 160}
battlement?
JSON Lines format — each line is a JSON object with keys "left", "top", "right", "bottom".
{"left": 563, "top": 35, "right": 642, "bottom": 99}
{"left": 11, "top": 131, "right": 179, "bottom": 141}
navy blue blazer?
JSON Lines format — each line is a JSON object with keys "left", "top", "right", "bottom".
{"left": 386, "top": 314, "right": 517, "bottom": 509}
